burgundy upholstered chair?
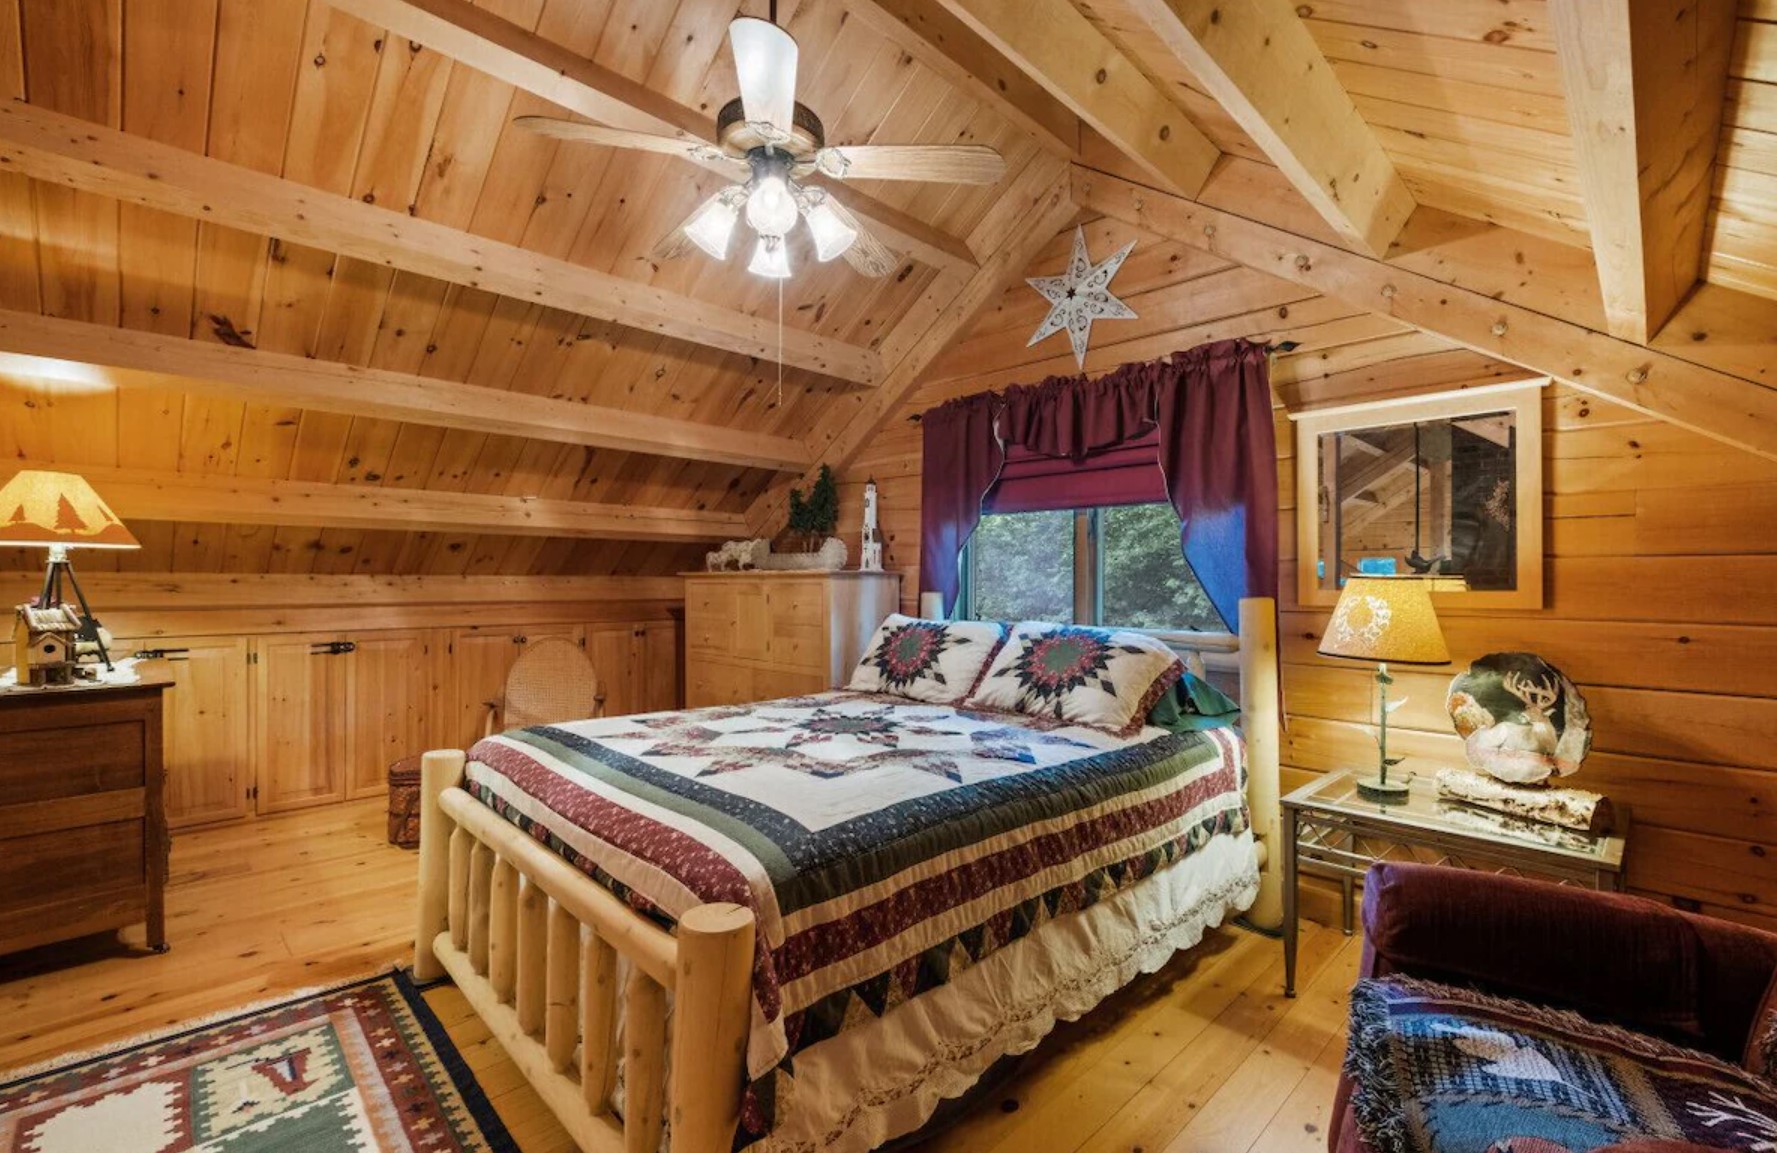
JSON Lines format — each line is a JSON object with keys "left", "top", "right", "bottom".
{"left": 1331, "top": 863, "right": 1777, "bottom": 1153}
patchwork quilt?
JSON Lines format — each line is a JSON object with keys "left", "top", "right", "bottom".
{"left": 463, "top": 690, "right": 1250, "bottom": 1146}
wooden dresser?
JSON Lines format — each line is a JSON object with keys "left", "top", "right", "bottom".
{"left": 684, "top": 571, "right": 901, "bottom": 706}
{"left": 0, "top": 681, "right": 170, "bottom": 956}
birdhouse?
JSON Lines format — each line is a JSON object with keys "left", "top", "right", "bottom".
{"left": 14, "top": 604, "right": 84, "bottom": 687}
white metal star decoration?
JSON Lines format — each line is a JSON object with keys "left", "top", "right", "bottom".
{"left": 1026, "top": 226, "right": 1138, "bottom": 368}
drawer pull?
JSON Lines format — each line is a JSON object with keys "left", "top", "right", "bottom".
{"left": 312, "top": 641, "right": 357, "bottom": 656}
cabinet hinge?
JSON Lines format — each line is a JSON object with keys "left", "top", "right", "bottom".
{"left": 247, "top": 784, "right": 259, "bottom": 801}
{"left": 247, "top": 651, "right": 259, "bottom": 666}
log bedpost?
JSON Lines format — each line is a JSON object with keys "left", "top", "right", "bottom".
{"left": 414, "top": 748, "right": 467, "bottom": 982}
{"left": 669, "top": 902, "right": 757, "bottom": 1153}
{"left": 1238, "top": 598, "right": 1284, "bottom": 931}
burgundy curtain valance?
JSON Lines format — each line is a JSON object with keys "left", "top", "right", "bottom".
{"left": 919, "top": 339, "right": 1278, "bottom": 629}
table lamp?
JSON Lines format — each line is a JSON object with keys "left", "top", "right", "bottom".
{"left": 0, "top": 469, "right": 140, "bottom": 670}
{"left": 1317, "top": 575, "right": 1449, "bottom": 801}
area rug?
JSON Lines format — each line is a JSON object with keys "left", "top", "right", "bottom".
{"left": 0, "top": 969, "right": 517, "bottom": 1153}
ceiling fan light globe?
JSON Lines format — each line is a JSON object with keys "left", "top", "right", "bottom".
{"left": 684, "top": 196, "right": 740, "bottom": 260}
{"left": 748, "top": 235, "right": 792, "bottom": 280}
{"left": 745, "top": 173, "right": 799, "bottom": 237}
{"left": 805, "top": 200, "right": 858, "bottom": 262}
{"left": 729, "top": 17, "right": 799, "bottom": 138}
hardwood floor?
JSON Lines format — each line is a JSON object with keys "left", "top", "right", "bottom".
{"left": 0, "top": 800, "right": 1358, "bottom": 1153}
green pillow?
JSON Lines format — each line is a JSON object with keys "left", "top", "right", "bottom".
{"left": 1146, "top": 672, "right": 1241, "bottom": 733}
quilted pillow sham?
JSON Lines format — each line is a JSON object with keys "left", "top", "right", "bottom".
{"left": 846, "top": 614, "right": 1007, "bottom": 704}
{"left": 965, "top": 622, "right": 1183, "bottom": 736}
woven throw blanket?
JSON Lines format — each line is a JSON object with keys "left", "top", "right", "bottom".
{"left": 1346, "top": 975, "right": 1777, "bottom": 1153}
{"left": 465, "top": 691, "right": 1249, "bottom": 1142}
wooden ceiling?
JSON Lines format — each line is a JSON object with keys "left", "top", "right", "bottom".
{"left": 4, "top": 0, "right": 1777, "bottom": 577}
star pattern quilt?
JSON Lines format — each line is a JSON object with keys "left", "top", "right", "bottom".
{"left": 463, "top": 690, "right": 1250, "bottom": 1147}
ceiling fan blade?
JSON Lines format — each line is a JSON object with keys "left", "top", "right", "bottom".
{"left": 812, "top": 144, "right": 1005, "bottom": 185}
{"left": 513, "top": 116, "right": 750, "bottom": 179}
{"left": 729, "top": 17, "right": 799, "bottom": 141}
{"left": 819, "top": 196, "right": 900, "bottom": 278}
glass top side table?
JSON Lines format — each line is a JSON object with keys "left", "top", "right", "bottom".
{"left": 1281, "top": 770, "right": 1629, "bottom": 996}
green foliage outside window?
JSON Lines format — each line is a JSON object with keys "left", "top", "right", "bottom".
{"left": 966, "top": 502, "right": 1222, "bottom": 632}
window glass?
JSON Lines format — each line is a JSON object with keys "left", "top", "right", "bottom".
{"left": 1099, "top": 503, "right": 1222, "bottom": 631}
{"left": 967, "top": 509, "right": 1074, "bottom": 623}
{"left": 966, "top": 503, "right": 1222, "bottom": 632}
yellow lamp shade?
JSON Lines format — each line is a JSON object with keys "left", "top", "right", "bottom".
{"left": 0, "top": 469, "right": 140, "bottom": 549}
{"left": 1318, "top": 576, "right": 1449, "bottom": 665}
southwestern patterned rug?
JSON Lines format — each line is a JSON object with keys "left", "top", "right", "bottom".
{"left": 0, "top": 969, "right": 517, "bottom": 1153}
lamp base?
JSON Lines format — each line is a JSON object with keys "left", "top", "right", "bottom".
{"left": 1355, "top": 773, "right": 1412, "bottom": 802}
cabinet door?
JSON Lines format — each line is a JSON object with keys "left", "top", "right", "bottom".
{"left": 449, "top": 626, "right": 583, "bottom": 746}
{"left": 344, "top": 631, "right": 435, "bottom": 800}
{"left": 128, "top": 636, "right": 251, "bottom": 828}
{"left": 687, "top": 658, "right": 753, "bottom": 708}
{"left": 253, "top": 635, "right": 349, "bottom": 814}
{"left": 640, "top": 620, "right": 680, "bottom": 712}
{"left": 686, "top": 581, "right": 739, "bottom": 656}
{"left": 586, "top": 625, "right": 639, "bottom": 718}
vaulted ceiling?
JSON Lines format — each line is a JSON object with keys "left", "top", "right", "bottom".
{"left": 3, "top": 0, "right": 1777, "bottom": 577}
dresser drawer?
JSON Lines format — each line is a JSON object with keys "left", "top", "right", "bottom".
{"left": 686, "top": 584, "right": 740, "bottom": 655}
{"left": 687, "top": 659, "right": 755, "bottom": 708}
{"left": 0, "top": 721, "right": 147, "bottom": 803}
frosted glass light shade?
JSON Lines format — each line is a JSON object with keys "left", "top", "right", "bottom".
{"left": 729, "top": 17, "right": 798, "bottom": 136}
{"left": 1318, "top": 576, "right": 1449, "bottom": 665}
{"left": 748, "top": 236, "right": 792, "bottom": 279}
{"left": 0, "top": 469, "right": 140, "bottom": 549}
{"left": 746, "top": 173, "right": 799, "bottom": 237}
{"left": 683, "top": 195, "right": 740, "bottom": 260}
{"left": 804, "top": 199, "right": 857, "bottom": 262}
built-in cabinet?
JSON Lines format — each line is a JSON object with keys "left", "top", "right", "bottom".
{"left": 684, "top": 572, "right": 899, "bottom": 707}
{"left": 107, "top": 615, "right": 678, "bottom": 828}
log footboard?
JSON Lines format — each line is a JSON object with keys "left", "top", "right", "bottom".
{"left": 413, "top": 750, "right": 755, "bottom": 1153}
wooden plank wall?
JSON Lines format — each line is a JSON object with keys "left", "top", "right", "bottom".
{"left": 841, "top": 214, "right": 1777, "bottom": 932}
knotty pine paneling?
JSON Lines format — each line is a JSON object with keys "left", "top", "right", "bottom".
{"left": 842, "top": 216, "right": 1777, "bottom": 930}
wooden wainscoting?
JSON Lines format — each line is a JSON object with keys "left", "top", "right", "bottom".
{"left": 1, "top": 574, "right": 684, "bottom": 829}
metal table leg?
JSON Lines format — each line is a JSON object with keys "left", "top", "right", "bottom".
{"left": 1282, "top": 807, "right": 1299, "bottom": 998}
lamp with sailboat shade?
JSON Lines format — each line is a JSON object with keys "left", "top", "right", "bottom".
{"left": 1317, "top": 576, "right": 1450, "bottom": 800}
{"left": 0, "top": 469, "right": 140, "bottom": 671}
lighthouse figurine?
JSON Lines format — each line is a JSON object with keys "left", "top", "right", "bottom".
{"left": 860, "top": 478, "right": 884, "bottom": 572}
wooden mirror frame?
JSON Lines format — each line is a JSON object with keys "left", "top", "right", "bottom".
{"left": 1291, "top": 379, "right": 1547, "bottom": 611}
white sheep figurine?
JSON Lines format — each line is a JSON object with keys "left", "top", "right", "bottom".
{"left": 705, "top": 538, "right": 769, "bottom": 572}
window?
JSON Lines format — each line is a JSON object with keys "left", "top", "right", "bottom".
{"left": 963, "top": 502, "right": 1223, "bottom": 633}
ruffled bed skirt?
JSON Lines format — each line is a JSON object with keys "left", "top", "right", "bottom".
{"left": 755, "top": 830, "right": 1260, "bottom": 1153}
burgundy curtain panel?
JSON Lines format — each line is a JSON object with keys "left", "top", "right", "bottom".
{"left": 917, "top": 339, "right": 1278, "bottom": 628}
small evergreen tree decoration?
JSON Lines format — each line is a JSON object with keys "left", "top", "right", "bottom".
{"left": 780, "top": 465, "right": 840, "bottom": 550}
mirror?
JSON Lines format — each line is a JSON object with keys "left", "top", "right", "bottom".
{"left": 1293, "top": 381, "right": 1544, "bottom": 609}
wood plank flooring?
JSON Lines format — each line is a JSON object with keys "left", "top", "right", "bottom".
{"left": 0, "top": 800, "right": 1358, "bottom": 1153}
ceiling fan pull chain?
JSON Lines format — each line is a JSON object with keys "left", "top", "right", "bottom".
{"left": 776, "top": 275, "right": 785, "bottom": 407}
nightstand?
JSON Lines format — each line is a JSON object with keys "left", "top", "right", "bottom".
{"left": 1281, "top": 769, "right": 1628, "bottom": 996}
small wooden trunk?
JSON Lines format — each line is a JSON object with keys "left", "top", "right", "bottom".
{"left": 387, "top": 757, "right": 424, "bottom": 849}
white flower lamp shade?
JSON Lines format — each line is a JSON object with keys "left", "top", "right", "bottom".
{"left": 684, "top": 196, "right": 741, "bottom": 260}
{"left": 748, "top": 235, "right": 792, "bottom": 280}
{"left": 1318, "top": 576, "right": 1449, "bottom": 800}
{"left": 804, "top": 200, "right": 857, "bottom": 262}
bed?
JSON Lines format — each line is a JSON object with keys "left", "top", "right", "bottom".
{"left": 411, "top": 598, "right": 1283, "bottom": 1153}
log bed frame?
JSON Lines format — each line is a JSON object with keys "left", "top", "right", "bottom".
{"left": 412, "top": 597, "right": 1283, "bottom": 1153}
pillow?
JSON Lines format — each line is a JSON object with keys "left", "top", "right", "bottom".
{"left": 1348, "top": 974, "right": 1777, "bottom": 1153}
{"left": 846, "top": 615, "right": 1007, "bottom": 704}
{"left": 1148, "top": 672, "right": 1241, "bottom": 733}
{"left": 965, "top": 622, "right": 1182, "bottom": 735}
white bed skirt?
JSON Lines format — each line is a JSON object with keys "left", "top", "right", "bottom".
{"left": 755, "top": 830, "right": 1261, "bottom": 1153}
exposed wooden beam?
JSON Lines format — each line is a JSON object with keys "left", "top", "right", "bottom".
{"left": 928, "top": 0, "right": 1218, "bottom": 196}
{"left": 1551, "top": 0, "right": 1733, "bottom": 343}
{"left": 1073, "top": 166, "right": 1777, "bottom": 461}
{"left": 849, "top": 0, "right": 1081, "bottom": 156}
{"left": 0, "top": 101, "right": 881, "bottom": 386}
{"left": 1120, "top": 0, "right": 1415, "bottom": 256}
{"left": 323, "top": 0, "right": 979, "bottom": 274}
{"left": 0, "top": 311, "right": 811, "bottom": 473}
{"left": 3, "top": 465, "right": 747, "bottom": 543}
{"left": 0, "top": 572, "right": 686, "bottom": 610}
{"left": 748, "top": 155, "right": 1078, "bottom": 534}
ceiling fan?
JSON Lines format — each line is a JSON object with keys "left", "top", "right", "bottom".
{"left": 514, "top": 9, "right": 1006, "bottom": 281}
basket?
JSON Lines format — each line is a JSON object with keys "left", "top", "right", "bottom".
{"left": 387, "top": 756, "right": 424, "bottom": 849}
